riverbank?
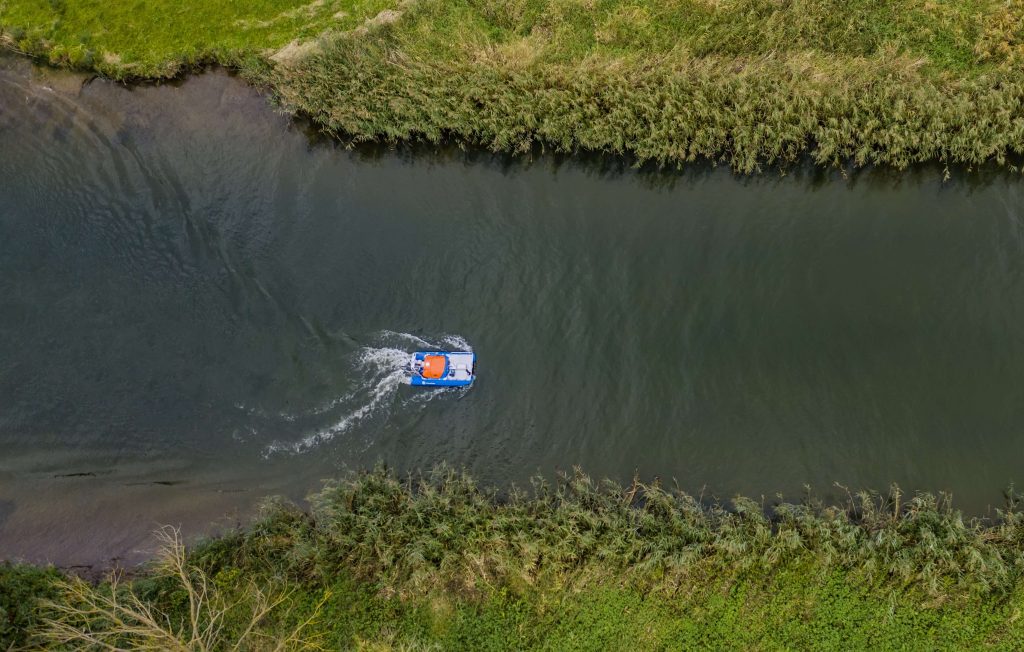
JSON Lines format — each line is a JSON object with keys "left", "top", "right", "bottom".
{"left": 4, "top": 467, "right": 1024, "bottom": 649}
{"left": 2, "top": 0, "right": 1024, "bottom": 171}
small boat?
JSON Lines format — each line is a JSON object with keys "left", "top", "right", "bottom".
{"left": 410, "top": 351, "right": 476, "bottom": 387}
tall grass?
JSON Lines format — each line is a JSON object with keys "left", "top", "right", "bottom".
{"left": 34, "top": 527, "right": 325, "bottom": 651}
{"left": 232, "top": 465, "right": 1024, "bottom": 599}
{"left": 268, "top": 0, "right": 1024, "bottom": 172}
{"left": 9, "top": 467, "right": 1024, "bottom": 649}
{"left": 2, "top": 0, "right": 1024, "bottom": 170}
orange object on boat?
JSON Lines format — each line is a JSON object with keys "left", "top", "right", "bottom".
{"left": 422, "top": 354, "right": 447, "bottom": 379}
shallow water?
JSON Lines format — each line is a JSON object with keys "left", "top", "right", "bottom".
{"left": 3, "top": 56, "right": 1024, "bottom": 566}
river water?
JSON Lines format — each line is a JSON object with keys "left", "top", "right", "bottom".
{"left": 3, "top": 55, "right": 1024, "bottom": 567}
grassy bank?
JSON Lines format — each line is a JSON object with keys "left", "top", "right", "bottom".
{"left": 5, "top": 467, "right": 1024, "bottom": 649}
{"left": 2, "top": 0, "right": 1024, "bottom": 170}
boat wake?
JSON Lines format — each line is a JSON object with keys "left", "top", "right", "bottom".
{"left": 259, "top": 331, "right": 471, "bottom": 456}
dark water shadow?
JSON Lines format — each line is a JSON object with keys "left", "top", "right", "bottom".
{"left": 286, "top": 106, "right": 1024, "bottom": 194}
{"left": 7, "top": 50, "right": 1018, "bottom": 192}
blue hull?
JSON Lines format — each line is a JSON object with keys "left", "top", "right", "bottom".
{"left": 410, "top": 376, "right": 474, "bottom": 387}
{"left": 410, "top": 351, "right": 475, "bottom": 387}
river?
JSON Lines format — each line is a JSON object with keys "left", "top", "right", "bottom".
{"left": 3, "top": 55, "right": 1024, "bottom": 567}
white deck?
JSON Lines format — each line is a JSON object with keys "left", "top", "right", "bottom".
{"left": 446, "top": 352, "right": 474, "bottom": 380}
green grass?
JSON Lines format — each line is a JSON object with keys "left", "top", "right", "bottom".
{"left": 8, "top": 467, "right": 1024, "bottom": 649}
{"left": 2, "top": 0, "right": 1024, "bottom": 169}
{"left": 0, "top": 0, "right": 394, "bottom": 76}
{"left": 3, "top": 0, "right": 1018, "bottom": 75}
{"left": 0, "top": 562, "right": 59, "bottom": 650}
{"left": 175, "top": 565, "right": 1024, "bottom": 650}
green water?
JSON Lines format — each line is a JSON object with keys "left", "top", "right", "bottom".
{"left": 2, "top": 57, "right": 1024, "bottom": 566}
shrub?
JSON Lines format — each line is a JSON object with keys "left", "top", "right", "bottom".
{"left": 0, "top": 562, "right": 60, "bottom": 650}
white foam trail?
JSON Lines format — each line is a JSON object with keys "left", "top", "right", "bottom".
{"left": 379, "top": 330, "right": 436, "bottom": 348}
{"left": 239, "top": 391, "right": 357, "bottom": 423}
{"left": 263, "top": 347, "right": 411, "bottom": 455}
{"left": 286, "top": 391, "right": 356, "bottom": 420}
{"left": 440, "top": 334, "right": 473, "bottom": 351}
{"left": 378, "top": 330, "right": 473, "bottom": 352}
{"left": 261, "top": 332, "right": 473, "bottom": 456}
{"left": 265, "top": 372, "right": 403, "bottom": 455}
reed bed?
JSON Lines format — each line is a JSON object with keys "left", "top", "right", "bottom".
{"left": 6, "top": 466, "right": 1024, "bottom": 649}
{"left": 232, "top": 465, "right": 1024, "bottom": 598}
{"left": 3, "top": 0, "right": 1024, "bottom": 170}
{"left": 265, "top": 0, "right": 1024, "bottom": 171}
{"left": 274, "top": 39, "right": 1024, "bottom": 172}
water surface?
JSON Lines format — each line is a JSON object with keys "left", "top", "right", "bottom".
{"left": 3, "top": 56, "right": 1024, "bottom": 566}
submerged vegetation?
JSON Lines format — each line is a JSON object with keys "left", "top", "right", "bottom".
{"left": 2, "top": 0, "right": 1024, "bottom": 170}
{"left": 6, "top": 466, "right": 1024, "bottom": 649}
